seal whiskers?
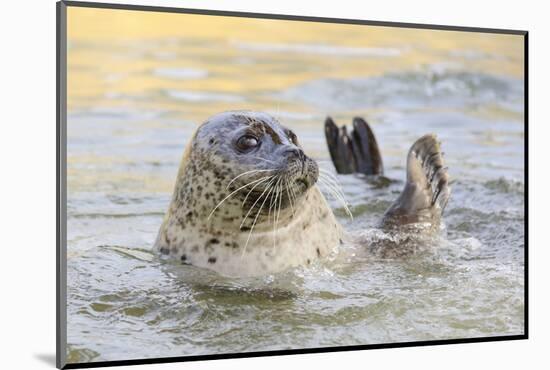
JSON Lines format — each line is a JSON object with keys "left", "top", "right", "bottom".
{"left": 274, "top": 179, "right": 284, "bottom": 253}
{"left": 240, "top": 176, "right": 277, "bottom": 229}
{"left": 252, "top": 156, "right": 277, "bottom": 164}
{"left": 285, "top": 179, "right": 295, "bottom": 216}
{"left": 208, "top": 176, "right": 273, "bottom": 220}
{"left": 242, "top": 175, "right": 275, "bottom": 207}
{"left": 269, "top": 179, "right": 281, "bottom": 252}
{"left": 289, "top": 180, "right": 299, "bottom": 212}
{"left": 317, "top": 174, "right": 353, "bottom": 220}
{"left": 317, "top": 177, "right": 348, "bottom": 210}
{"left": 242, "top": 178, "right": 278, "bottom": 257}
{"left": 318, "top": 179, "right": 352, "bottom": 219}
{"left": 226, "top": 169, "right": 275, "bottom": 189}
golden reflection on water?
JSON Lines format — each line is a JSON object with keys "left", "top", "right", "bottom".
{"left": 66, "top": 7, "right": 524, "bottom": 194}
{"left": 68, "top": 7, "right": 523, "bottom": 104}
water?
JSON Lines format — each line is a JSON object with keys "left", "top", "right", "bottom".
{"left": 66, "top": 9, "right": 525, "bottom": 363}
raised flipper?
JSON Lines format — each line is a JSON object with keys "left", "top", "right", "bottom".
{"left": 382, "top": 134, "right": 450, "bottom": 231}
{"left": 324, "top": 117, "right": 383, "bottom": 175}
{"left": 324, "top": 117, "right": 355, "bottom": 174}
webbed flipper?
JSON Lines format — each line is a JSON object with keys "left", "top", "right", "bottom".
{"left": 382, "top": 134, "right": 451, "bottom": 230}
{"left": 324, "top": 116, "right": 383, "bottom": 175}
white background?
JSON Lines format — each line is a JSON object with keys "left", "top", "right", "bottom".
{"left": 0, "top": 0, "right": 546, "bottom": 369}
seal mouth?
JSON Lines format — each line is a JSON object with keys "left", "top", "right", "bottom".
{"left": 295, "top": 177, "right": 310, "bottom": 189}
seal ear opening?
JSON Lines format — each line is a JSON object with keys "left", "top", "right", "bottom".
{"left": 324, "top": 116, "right": 384, "bottom": 175}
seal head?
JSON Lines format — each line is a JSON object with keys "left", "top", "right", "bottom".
{"left": 154, "top": 111, "right": 343, "bottom": 277}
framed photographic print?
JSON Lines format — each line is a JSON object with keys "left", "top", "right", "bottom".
{"left": 56, "top": 1, "right": 528, "bottom": 368}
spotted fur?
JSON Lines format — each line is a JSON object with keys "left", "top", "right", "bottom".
{"left": 154, "top": 111, "right": 343, "bottom": 277}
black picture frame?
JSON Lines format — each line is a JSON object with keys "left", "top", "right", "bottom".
{"left": 56, "top": 1, "right": 528, "bottom": 368}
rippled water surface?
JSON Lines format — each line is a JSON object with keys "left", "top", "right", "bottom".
{"left": 66, "top": 8, "right": 525, "bottom": 363}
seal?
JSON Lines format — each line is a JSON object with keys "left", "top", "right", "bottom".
{"left": 154, "top": 111, "right": 450, "bottom": 277}
{"left": 154, "top": 111, "right": 344, "bottom": 277}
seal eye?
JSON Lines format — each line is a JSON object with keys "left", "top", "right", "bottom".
{"left": 236, "top": 135, "right": 259, "bottom": 151}
{"left": 286, "top": 130, "right": 299, "bottom": 146}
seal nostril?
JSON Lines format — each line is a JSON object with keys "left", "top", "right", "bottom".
{"left": 285, "top": 148, "right": 305, "bottom": 162}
